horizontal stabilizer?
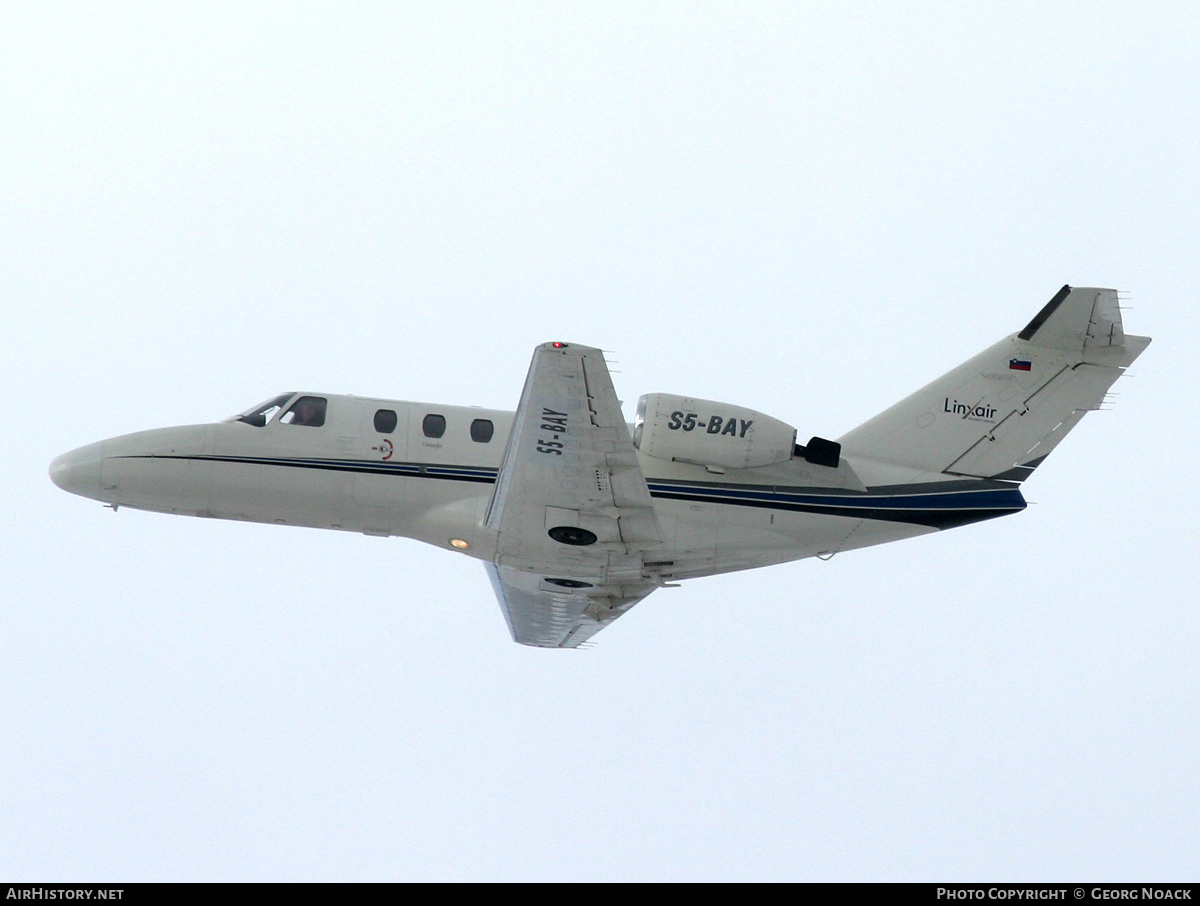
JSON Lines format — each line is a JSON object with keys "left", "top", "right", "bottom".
{"left": 1018, "top": 285, "right": 1126, "bottom": 350}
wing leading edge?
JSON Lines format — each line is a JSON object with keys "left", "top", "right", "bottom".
{"left": 485, "top": 342, "right": 663, "bottom": 648}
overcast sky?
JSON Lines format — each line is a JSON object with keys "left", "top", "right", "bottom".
{"left": 3, "top": 2, "right": 1197, "bottom": 881}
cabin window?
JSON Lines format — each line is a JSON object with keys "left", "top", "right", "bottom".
{"left": 374, "top": 409, "right": 398, "bottom": 433}
{"left": 422, "top": 413, "right": 446, "bottom": 438}
{"left": 470, "top": 418, "right": 494, "bottom": 443}
{"left": 233, "top": 392, "right": 295, "bottom": 427}
{"left": 280, "top": 396, "right": 327, "bottom": 428}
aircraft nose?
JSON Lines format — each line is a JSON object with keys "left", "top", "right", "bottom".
{"left": 49, "top": 442, "right": 105, "bottom": 500}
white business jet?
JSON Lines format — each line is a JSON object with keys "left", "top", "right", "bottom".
{"left": 50, "top": 287, "right": 1149, "bottom": 647}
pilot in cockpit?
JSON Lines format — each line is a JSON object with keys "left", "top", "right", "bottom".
{"left": 285, "top": 397, "right": 326, "bottom": 428}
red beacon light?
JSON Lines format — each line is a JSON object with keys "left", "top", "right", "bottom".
{"left": 552, "top": 342, "right": 568, "bottom": 348}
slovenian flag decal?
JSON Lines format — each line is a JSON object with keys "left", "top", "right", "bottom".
{"left": 1009, "top": 358, "right": 1032, "bottom": 371}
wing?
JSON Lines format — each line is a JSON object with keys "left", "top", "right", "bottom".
{"left": 486, "top": 563, "right": 658, "bottom": 649}
{"left": 485, "top": 342, "right": 664, "bottom": 648}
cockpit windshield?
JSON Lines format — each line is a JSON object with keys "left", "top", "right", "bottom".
{"left": 230, "top": 393, "right": 296, "bottom": 427}
{"left": 279, "top": 396, "right": 327, "bottom": 428}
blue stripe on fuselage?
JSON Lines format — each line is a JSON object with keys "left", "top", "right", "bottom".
{"left": 120, "top": 454, "right": 1025, "bottom": 528}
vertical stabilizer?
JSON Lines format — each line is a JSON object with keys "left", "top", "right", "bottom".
{"left": 839, "top": 286, "right": 1150, "bottom": 484}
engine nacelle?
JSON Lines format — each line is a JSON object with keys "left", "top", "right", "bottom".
{"left": 633, "top": 393, "right": 797, "bottom": 470}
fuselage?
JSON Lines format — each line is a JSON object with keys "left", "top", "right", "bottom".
{"left": 50, "top": 391, "right": 1027, "bottom": 582}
